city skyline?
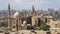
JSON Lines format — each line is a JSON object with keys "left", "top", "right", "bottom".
{"left": 0, "top": 0, "right": 60, "bottom": 10}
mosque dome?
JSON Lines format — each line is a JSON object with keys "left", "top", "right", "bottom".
{"left": 23, "top": 21, "right": 27, "bottom": 25}
{"left": 14, "top": 11, "right": 21, "bottom": 18}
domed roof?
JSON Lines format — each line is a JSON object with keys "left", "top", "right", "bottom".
{"left": 14, "top": 11, "right": 21, "bottom": 18}
{"left": 23, "top": 21, "right": 27, "bottom": 25}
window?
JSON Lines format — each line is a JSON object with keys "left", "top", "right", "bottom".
{"left": 13, "top": 26, "right": 15, "bottom": 28}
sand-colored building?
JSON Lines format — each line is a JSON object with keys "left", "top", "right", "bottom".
{"left": 0, "top": 4, "right": 60, "bottom": 34}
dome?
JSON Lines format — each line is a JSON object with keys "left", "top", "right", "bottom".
{"left": 14, "top": 11, "right": 21, "bottom": 18}
{"left": 23, "top": 21, "right": 27, "bottom": 25}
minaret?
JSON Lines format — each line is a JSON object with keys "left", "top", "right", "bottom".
{"left": 31, "top": 5, "right": 36, "bottom": 26}
{"left": 8, "top": 4, "right": 10, "bottom": 16}
{"left": 32, "top": 5, "right": 35, "bottom": 12}
{"left": 8, "top": 3, "right": 11, "bottom": 28}
{"left": 31, "top": 5, "right": 36, "bottom": 16}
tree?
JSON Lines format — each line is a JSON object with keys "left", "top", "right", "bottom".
{"left": 39, "top": 23, "right": 50, "bottom": 31}
{"left": 31, "top": 25, "right": 36, "bottom": 30}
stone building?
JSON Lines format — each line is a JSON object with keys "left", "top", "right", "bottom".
{"left": 0, "top": 3, "right": 60, "bottom": 34}
{"left": 7, "top": 4, "right": 50, "bottom": 30}
{"left": 7, "top": 4, "right": 46, "bottom": 31}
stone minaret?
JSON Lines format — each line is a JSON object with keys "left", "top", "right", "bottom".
{"left": 31, "top": 5, "right": 36, "bottom": 16}
{"left": 8, "top": 3, "right": 11, "bottom": 28}
{"left": 31, "top": 5, "right": 36, "bottom": 26}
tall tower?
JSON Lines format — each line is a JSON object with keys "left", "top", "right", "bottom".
{"left": 8, "top": 3, "right": 11, "bottom": 28}
{"left": 31, "top": 5, "right": 36, "bottom": 26}
{"left": 31, "top": 5, "right": 36, "bottom": 16}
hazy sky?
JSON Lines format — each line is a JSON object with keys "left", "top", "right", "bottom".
{"left": 0, "top": 0, "right": 60, "bottom": 10}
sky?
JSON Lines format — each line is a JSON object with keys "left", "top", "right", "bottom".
{"left": 0, "top": 0, "right": 60, "bottom": 10}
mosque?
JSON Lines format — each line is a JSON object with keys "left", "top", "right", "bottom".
{"left": 0, "top": 3, "right": 60, "bottom": 34}
{"left": 7, "top": 4, "right": 50, "bottom": 30}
